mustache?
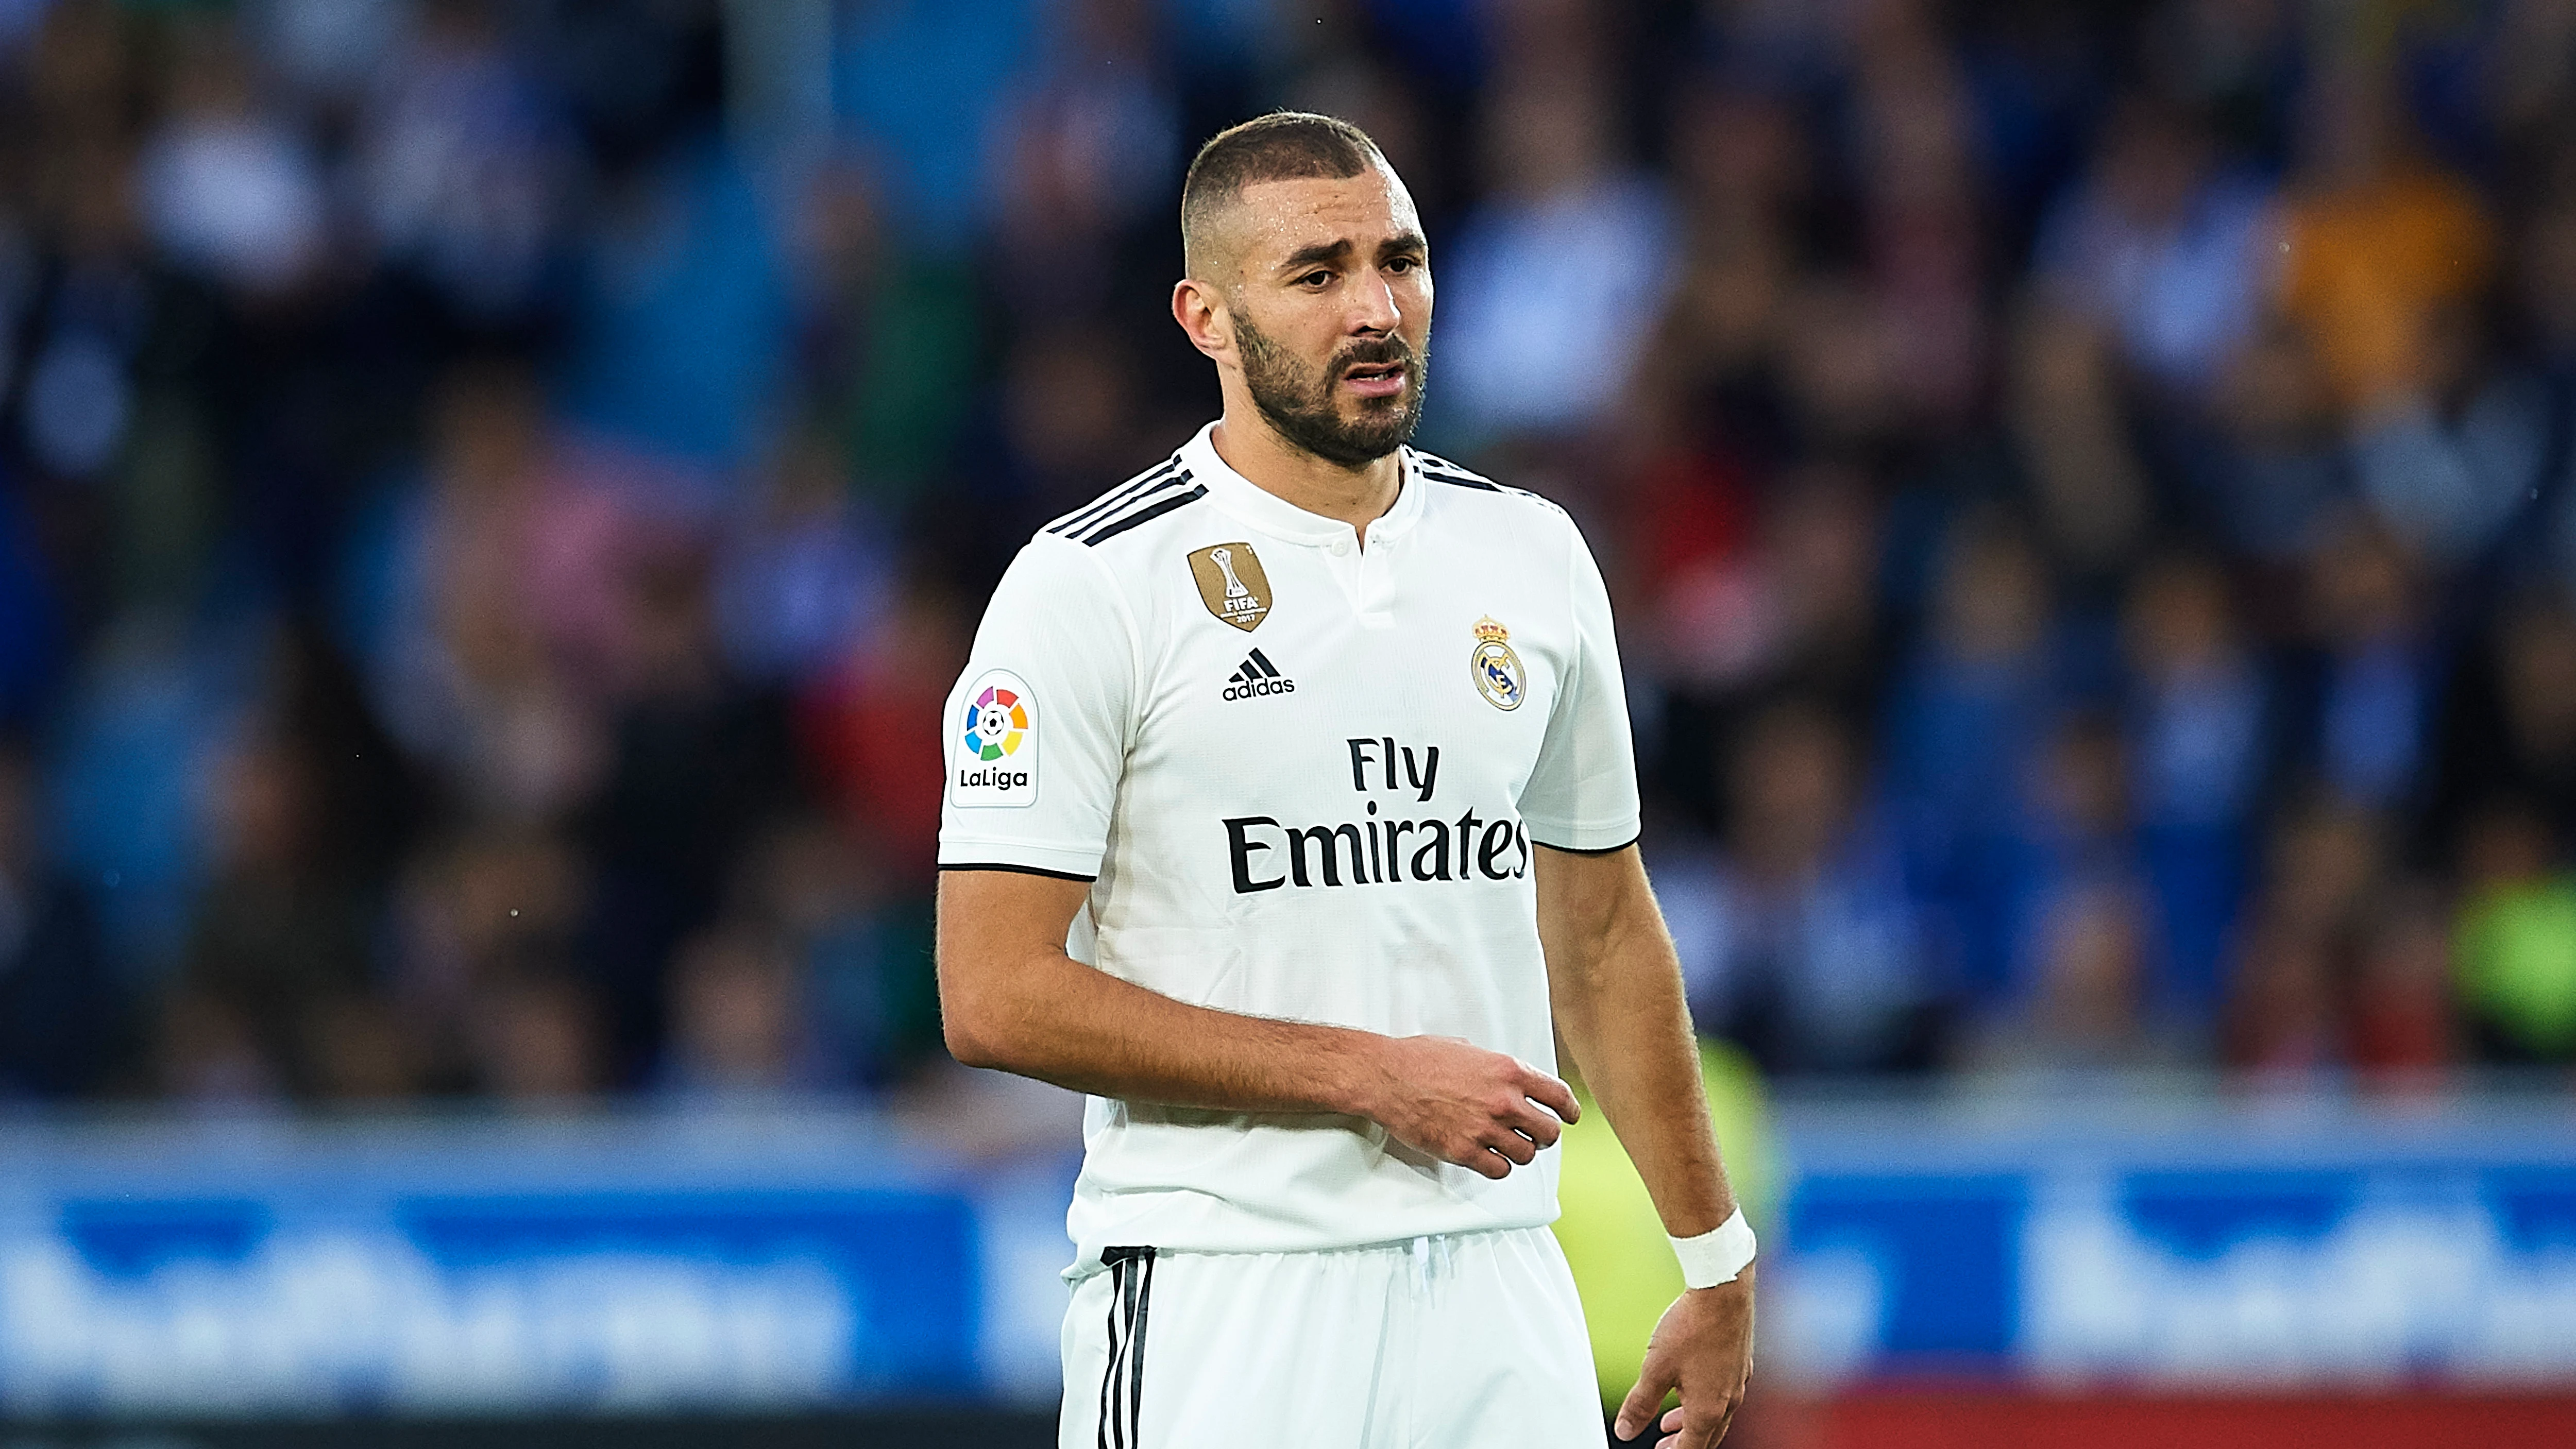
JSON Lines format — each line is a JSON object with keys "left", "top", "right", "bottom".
{"left": 1331, "top": 338, "right": 1418, "bottom": 377}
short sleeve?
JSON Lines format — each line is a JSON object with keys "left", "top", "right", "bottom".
{"left": 1517, "top": 518, "right": 1642, "bottom": 852}
{"left": 937, "top": 535, "right": 1136, "bottom": 879}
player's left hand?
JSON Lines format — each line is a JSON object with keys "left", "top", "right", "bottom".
{"left": 1613, "top": 1268, "right": 1755, "bottom": 1449}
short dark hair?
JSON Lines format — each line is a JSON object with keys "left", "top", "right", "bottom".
{"left": 1181, "top": 111, "right": 1384, "bottom": 280}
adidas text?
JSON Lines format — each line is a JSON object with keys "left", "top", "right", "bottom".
{"left": 1222, "top": 648, "right": 1294, "bottom": 701}
{"left": 1223, "top": 676, "right": 1295, "bottom": 701}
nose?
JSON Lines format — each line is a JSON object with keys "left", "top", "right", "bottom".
{"left": 1350, "top": 269, "right": 1401, "bottom": 335}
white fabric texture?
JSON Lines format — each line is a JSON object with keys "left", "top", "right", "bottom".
{"left": 1058, "top": 1226, "right": 1605, "bottom": 1449}
{"left": 939, "top": 423, "right": 1642, "bottom": 1265}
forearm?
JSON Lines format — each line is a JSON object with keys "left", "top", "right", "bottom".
{"left": 945, "top": 935, "right": 1390, "bottom": 1118}
{"left": 1546, "top": 868, "right": 1736, "bottom": 1237}
{"left": 940, "top": 868, "right": 1577, "bottom": 1179}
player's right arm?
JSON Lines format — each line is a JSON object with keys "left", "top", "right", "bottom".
{"left": 935, "top": 531, "right": 1571, "bottom": 1178}
{"left": 938, "top": 868, "right": 1573, "bottom": 1178}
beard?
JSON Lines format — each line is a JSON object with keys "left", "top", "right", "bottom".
{"left": 1234, "top": 313, "right": 1428, "bottom": 468}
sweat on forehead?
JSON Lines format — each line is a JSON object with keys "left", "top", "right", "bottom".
{"left": 1181, "top": 111, "right": 1391, "bottom": 281}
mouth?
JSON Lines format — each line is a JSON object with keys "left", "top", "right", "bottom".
{"left": 1340, "top": 361, "right": 1408, "bottom": 399}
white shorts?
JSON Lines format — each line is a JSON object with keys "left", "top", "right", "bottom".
{"left": 1058, "top": 1225, "right": 1605, "bottom": 1448}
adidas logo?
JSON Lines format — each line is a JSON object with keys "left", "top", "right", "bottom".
{"left": 1221, "top": 648, "right": 1296, "bottom": 701}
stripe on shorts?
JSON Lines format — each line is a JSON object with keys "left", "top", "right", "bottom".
{"left": 1097, "top": 1246, "right": 1158, "bottom": 1449}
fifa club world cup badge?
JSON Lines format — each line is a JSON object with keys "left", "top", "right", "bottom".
{"left": 1188, "top": 542, "right": 1273, "bottom": 632}
{"left": 1470, "top": 617, "right": 1524, "bottom": 711}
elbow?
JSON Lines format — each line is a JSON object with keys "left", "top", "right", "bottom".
{"left": 939, "top": 996, "right": 1016, "bottom": 1072}
{"left": 936, "top": 943, "right": 1002, "bottom": 1069}
{"left": 940, "top": 1010, "right": 997, "bottom": 1071}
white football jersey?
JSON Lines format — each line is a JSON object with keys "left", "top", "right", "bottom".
{"left": 938, "top": 421, "right": 1641, "bottom": 1265}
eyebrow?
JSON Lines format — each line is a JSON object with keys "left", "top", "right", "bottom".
{"left": 1277, "top": 240, "right": 1353, "bottom": 274}
{"left": 1275, "top": 232, "right": 1430, "bottom": 275}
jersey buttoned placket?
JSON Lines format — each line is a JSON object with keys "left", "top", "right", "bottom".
{"left": 1192, "top": 435, "right": 1422, "bottom": 631}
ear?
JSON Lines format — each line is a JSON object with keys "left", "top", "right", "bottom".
{"left": 1172, "top": 277, "right": 1231, "bottom": 363}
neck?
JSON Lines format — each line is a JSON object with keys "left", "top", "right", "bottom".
{"left": 1208, "top": 401, "right": 1405, "bottom": 538}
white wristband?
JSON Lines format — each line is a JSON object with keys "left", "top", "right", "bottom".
{"left": 1670, "top": 1207, "right": 1756, "bottom": 1288}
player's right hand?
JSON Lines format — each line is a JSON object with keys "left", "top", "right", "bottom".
{"left": 1363, "top": 1035, "right": 1579, "bottom": 1179}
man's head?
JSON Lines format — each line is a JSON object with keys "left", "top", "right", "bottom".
{"left": 1174, "top": 112, "right": 1431, "bottom": 469}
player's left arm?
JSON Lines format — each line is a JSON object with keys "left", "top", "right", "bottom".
{"left": 1535, "top": 842, "right": 1753, "bottom": 1449}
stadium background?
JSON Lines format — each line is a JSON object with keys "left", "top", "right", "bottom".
{"left": 1, "top": 0, "right": 2574, "bottom": 1443}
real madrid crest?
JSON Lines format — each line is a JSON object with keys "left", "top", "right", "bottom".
{"left": 1188, "top": 541, "right": 1273, "bottom": 632}
{"left": 1470, "top": 616, "right": 1525, "bottom": 711}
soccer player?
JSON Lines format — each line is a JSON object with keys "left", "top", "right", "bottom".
{"left": 936, "top": 112, "right": 1756, "bottom": 1448}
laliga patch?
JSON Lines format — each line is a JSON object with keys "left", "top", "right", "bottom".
{"left": 951, "top": 669, "right": 1038, "bottom": 807}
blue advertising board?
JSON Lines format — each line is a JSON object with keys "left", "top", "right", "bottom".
{"left": 1765, "top": 1085, "right": 2576, "bottom": 1387}
{"left": 2, "top": 1084, "right": 2572, "bottom": 1414}
{"left": 0, "top": 1109, "right": 1075, "bottom": 1416}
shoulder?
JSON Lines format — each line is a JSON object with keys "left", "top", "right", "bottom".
{"left": 1412, "top": 451, "right": 1612, "bottom": 612}
{"left": 988, "top": 453, "right": 1211, "bottom": 637}
{"left": 1411, "top": 450, "right": 1584, "bottom": 571}
{"left": 1409, "top": 449, "right": 1571, "bottom": 521}
{"left": 1036, "top": 451, "right": 1211, "bottom": 553}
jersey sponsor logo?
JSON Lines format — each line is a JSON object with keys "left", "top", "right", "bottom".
{"left": 1217, "top": 734, "right": 1528, "bottom": 893}
{"left": 1221, "top": 647, "right": 1294, "bottom": 701}
{"left": 950, "top": 669, "right": 1038, "bottom": 807}
{"left": 1221, "top": 809, "right": 1529, "bottom": 892}
{"left": 1187, "top": 541, "right": 1273, "bottom": 632}
{"left": 1471, "top": 616, "right": 1525, "bottom": 711}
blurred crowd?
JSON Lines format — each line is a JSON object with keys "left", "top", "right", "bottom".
{"left": 5, "top": 0, "right": 2576, "bottom": 1113}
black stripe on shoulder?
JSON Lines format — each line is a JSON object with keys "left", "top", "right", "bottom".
{"left": 1047, "top": 458, "right": 1181, "bottom": 537}
{"left": 1045, "top": 479, "right": 1192, "bottom": 553}
{"left": 1423, "top": 467, "right": 1500, "bottom": 492}
{"left": 1529, "top": 833, "right": 1642, "bottom": 857}
{"left": 938, "top": 862, "right": 1099, "bottom": 882}
{"left": 1081, "top": 482, "right": 1207, "bottom": 545}
{"left": 1064, "top": 465, "right": 1192, "bottom": 540}
{"left": 1413, "top": 451, "right": 1497, "bottom": 484}
{"left": 1047, "top": 457, "right": 1183, "bottom": 537}
{"left": 1071, "top": 472, "right": 1192, "bottom": 533}
{"left": 1433, "top": 470, "right": 1567, "bottom": 515}
{"left": 1416, "top": 451, "right": 1566, "bottom": 512}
